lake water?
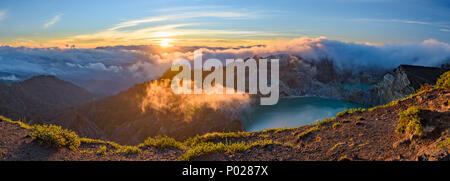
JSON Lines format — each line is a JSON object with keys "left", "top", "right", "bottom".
{"left": 240, "top": 97, "right": 365, "bottom": 132}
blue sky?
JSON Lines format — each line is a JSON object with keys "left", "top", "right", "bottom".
{"left": 0, "top": 0, "right": 448, "bottom": 47}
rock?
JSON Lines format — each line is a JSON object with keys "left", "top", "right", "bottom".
{"left": 416, "top": 148, "right": 450, "bottom": 161}
{"left": 366, "top": 65, "right": 448, "bottom": 105}
{"left": 393, "top": 137, "right": 411, "bottom": 149}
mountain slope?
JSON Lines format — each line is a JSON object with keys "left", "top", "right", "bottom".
{"left": 1, "top": 72, "right": 448, "bottom": 160}
{"left": 58, "top": 80, "right": 246, "bottom": 145}
{"left": 0, "top": 75, "right": 97, "bottom": 122}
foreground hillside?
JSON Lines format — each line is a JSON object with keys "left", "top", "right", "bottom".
{"left": 0, "top": 72, "right": 449, "bottom": 161}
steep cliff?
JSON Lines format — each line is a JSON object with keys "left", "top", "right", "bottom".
{"left": 367, "top": 65, "right": 448, "bottom": 105}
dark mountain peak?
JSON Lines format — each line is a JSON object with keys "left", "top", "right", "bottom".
{"left": 0, "top": 75, "right": 97, "bottom": 121}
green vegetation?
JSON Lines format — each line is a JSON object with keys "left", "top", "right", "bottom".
{"left": 296, "top": 117, "right": 335, "bottom": 141}
{"left": 338, "top": 155, "right": 348, "bottom": 161}
{"left": 436, "top": 71, "right": 450, "bottom": 89}
{"left": 332, "top": 122, "right": 342, "bottom": 129}
{"left": 184, "top": 132, "right": 250, "bottom": 147}
{"left": 436, "top": 138, "right": 450, "bottom": 149}
{"left": 97, "top": 145, "right": 107, "bottom": 155}
{"left": 31, "top": 124, "right": 81, "bottom": 151}
{"left": 1, "top": 116, "right": 80, "bottom": 150}
{"left": 138, "top": 135, "right": 184, "bottom": 149}
{"left": 416, "top": 83, "right": 433, "bottom": 94}
{"left": 336, "top": 108, "right": 366, "bottom": 118}
{"left": 180, "top": 139, "right": 278, "bottom": 161}
{"left": 0, "top": 115, "right": 32, "bottom": 129}
{"left": 329, "top": 142, "right": 344, "bottom": 152}
{"left": 395, "top": 106, "right": 424, "bottom": 135}
{"left": 260, "top": 127, "right": 296, "bottom": 134}
{"left": 115, "top": 146, "right": 142, "bottom": 154}
{"left": 80, "top": 138, "right": 122, "bottom": 150}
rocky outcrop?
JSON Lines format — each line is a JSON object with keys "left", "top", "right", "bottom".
{"left": 263, "top": 54, "right": 384, "bottom": 105}
{"left": 265, "top": 55, "right": 448, "bottom": 106}
{"left": 366, "top": 65, "right": 448, "bottom": 105}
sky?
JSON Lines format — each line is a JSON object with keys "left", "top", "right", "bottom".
{"left": 0, "top": 0, "right": 449, "bottom": 48}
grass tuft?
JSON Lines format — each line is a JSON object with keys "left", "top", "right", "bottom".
{"left": 180, "top": 139, "right": 278, "bottom": 161}
{"left": 31, "top": 124, "right": 80, "bottom": 151}
{"left": 395, "top": 106, "right": 424, "bottom": 135}
{"left": 436, "top": 71, "right": 450, "bottom": 89}
{"left": 138, "top": 135, "right": 184, "bottom": 149}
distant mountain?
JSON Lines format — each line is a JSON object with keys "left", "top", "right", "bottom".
{"left": 58, "top": 79, "right": 245, "bottom": 145}
{"left": 0, "top": 75, "right": 97, "bottom": 122}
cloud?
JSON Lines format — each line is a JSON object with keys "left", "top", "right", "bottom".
{"left": 0, "top": 10, "right": 7, "bottom": 21}
{"left": 346, "top": 18, "right": 450, "bottom": 31}
{"left": 43, "top": 14, "right": 63, "bottom": 29}
{"left": 109, "top": 11, "right": 249, "bottom": 31}
{"left": 52, "top": 23, "right": 276, "bottom": 47}
{"left": 0, "top": 36, "right": 448, "bottom": 95}
{"left": 441, "top": 29, "right": 450, "bottom": 32}
{"left": 192, "top": 37, "right": 450, "bottom": 69}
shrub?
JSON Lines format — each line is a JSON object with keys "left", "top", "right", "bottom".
{"left": 436, "top": 71, "right": 450, "bottom": 89}
{"left": 395, "top": 106, "right": 424, "bottom": 135}
{"left": 436, "top": 138, "right": 449, "bottom": 149}
{"left": 138, "top": 136, "right": 184, "bottom": 149}
{"left": 31, "top": 124, "right": 80, "bottom": 150}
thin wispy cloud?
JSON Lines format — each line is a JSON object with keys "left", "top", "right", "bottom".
{"left": 440, "top": 29, "right": 450, "bottom": 32}
{"left": 109, "top": 11, "right": 250, "bottom": 30}
{"left": 154, "top": 6, "right": 227, "bottom": 13}
{"left": 349, "top": 18, "right": 450, "bottom": 30}
{"left": 0, "top": 10, "right": 7, "bottom": 21}
{"left": 43, "top": 13, "right": 63, "bottom": 29}
{"left": 48, "top": 9, "right": 269, "bottom": 47}
{"left": 56, "top": 23, "right": 277, "bottom": 47}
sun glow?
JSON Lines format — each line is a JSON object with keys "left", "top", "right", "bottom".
{"left": 160, "top": 39, "right": 173, "bottom": 47}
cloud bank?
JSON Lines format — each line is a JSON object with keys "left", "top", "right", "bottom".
{"left": 0, "top": 37, "right": 448, "bottom": 94}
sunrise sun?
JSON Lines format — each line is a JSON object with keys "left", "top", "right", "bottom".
{"left": 160, "top": 39, "right": 173, "bottom": 47}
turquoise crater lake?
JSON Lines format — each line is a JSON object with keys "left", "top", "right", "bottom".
{"left": 240, "top": 97, "right": 366, "bottom": 132}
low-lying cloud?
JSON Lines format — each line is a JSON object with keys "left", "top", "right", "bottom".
{"left": 0, "top": 36, "right": 448, "bottom": 94}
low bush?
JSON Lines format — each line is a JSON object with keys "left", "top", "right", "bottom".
{"left": 395, "top": 106, "right": 424, "bottom": 135}
{"left": 31, "top": 124, "right": 80, "bottom": 151}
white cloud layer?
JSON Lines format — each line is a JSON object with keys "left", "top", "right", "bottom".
{"left": 0, "top": 37, "right": 448, "bottom": 94}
